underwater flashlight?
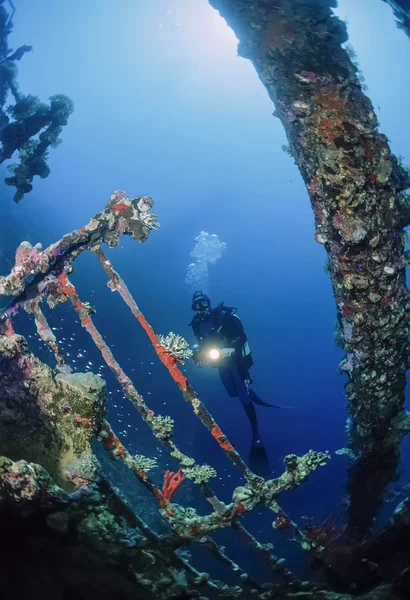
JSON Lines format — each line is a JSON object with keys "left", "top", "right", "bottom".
{"left": 209, "top": 348, "right": 220, "bottom": 360}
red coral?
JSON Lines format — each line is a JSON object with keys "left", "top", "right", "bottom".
{"left": 112, "top": 202, "right": 130, "bottom": 212}
{"left": 162, "top": 469, "right": 185, "bottom": 501}
{"left": 210, "top": 423, "right": 233, "bottom": 452}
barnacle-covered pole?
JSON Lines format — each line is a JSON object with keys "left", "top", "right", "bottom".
{"left": 208, "top": 0, "right": 410, "bottom": 537}
{"left": 383, "top": 0, "right": 410, "bottom": 39}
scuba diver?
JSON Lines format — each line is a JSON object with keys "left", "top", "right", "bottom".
{"left": 190, "top": 291, "right": 283, "bottom": 476}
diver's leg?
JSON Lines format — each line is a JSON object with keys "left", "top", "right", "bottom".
{"left": 230, "top": 366, "right": 261, "bottom": 444}
{"left": 243, "top": 400, "right": 260, "bottom": 444}
{"left": 231, "top": 365, "right": 269, "bottom": 475}
{"left": 218, "top": 364, "right": 236, "bottom": 397}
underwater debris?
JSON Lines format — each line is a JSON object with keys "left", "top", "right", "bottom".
{"left": 208, "top": 0, "right": 410, "bottom": 543}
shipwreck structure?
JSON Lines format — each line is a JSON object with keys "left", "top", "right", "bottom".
{"left": 0, "top": 191, "right": 331, "bottom": 599}
{"left": 1, "top": 0, "right": 410, "bottom": 598}
{"left": 0, "top": 0, "right": 73, "bottom": 202}
{"left": 383, "top": 0, "right": 410, "bottom": 39}
{"left": 0, "top": 190, "right": 409, "bottom": 599}
{"left": 208, "top": 0, "right": 410, "bottom": 539}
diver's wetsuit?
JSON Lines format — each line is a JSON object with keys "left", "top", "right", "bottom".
{"left": 191, "top": 304, "right": 261, "bottom": 443}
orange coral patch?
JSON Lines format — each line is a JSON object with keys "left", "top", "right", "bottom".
{"left": 211, "top": 423, "right": 233, "bottom": 452}
{"left": 58, "top": 273, "right": 75, "bottom": 296}
{"left": 136, "top": 313, "right": 187, "bottom": 390}
{"left": 112, "top": 202, "right": 130, "bottom": 212}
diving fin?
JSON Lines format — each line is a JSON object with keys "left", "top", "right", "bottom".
{"left": 248, "top": 388, "right": 294, "bottom": 409}
{"left": 249, "top": 440, "right": 270, "bottom": 478}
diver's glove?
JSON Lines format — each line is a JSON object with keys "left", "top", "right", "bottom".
{"left": 221, "top": 347, "right": 235, "bottom": 359}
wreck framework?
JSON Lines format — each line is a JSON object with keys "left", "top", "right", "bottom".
{"left": 0, "top": 191, "right": 334, "bottom": 599}
{"left": 1, "top": 0, "right": 410, "bottom": 596}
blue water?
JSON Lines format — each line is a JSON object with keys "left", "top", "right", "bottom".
{"left": 1, "top": 0, "right": 410, "bottom": 584}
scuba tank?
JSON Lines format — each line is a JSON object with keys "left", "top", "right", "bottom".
{"left": 240, "top": 339, "right": 254, "bottom": 370}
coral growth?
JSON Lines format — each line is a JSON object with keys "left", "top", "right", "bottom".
{"left": 0, "top": 333, "right": 106, "bottom": 489}
{"left": 0, "top": 2, "right": 73, "bottom": 202}
{"left": 1, "top": 94, "right": 74, "bottom": 202}
{"left": 157, "top": 331, "right": 193, "bottom": 362}
{"left": 162, "top": 468, "right": 185, "bottom": 502}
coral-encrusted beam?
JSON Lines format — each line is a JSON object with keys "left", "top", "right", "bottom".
{"left": 59, "top": 264, "right": 317, "bottom": 586}
{"left": 31, "top": 302, "right": 67, "bottom": 367}
{"left": 99, "top": 420, "right": 170, "bottom": 511}
{"left": 56, "top": 273, "right": 185, "bottom": 454}
{"left": 91, "top": 245, "right": 255, "bottom": 481}
{"left": 0, "top": 191, "right": 153, "bottom": 304}
{"left": 208, "top": 0, "right": 410, "bottom": 538}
